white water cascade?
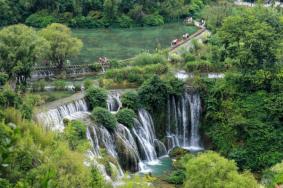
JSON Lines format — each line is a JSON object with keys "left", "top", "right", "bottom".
{"left": 166, "top": 92, "right": 203, "bottom": 151}
{"left": 36, "top": 98, "right": 89, "bottom": 131}
{"left": 107, "top": 91, "right": 122, "bottom": 113}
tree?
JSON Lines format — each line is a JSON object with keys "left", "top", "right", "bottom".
{"left": 103, "top": 0, "right": 120, "bottom": 22}
{"left": 217, "top": 13, "right": 279, "bottom": 73}
{"left": 184, "top": 151, "right": 259, "bottom": 188}
{"left": 116, "top": 108, "right": 136, "bottom": 128}
{"left": 0, "top": 24, "right": 49, "bottom": 86}
{"left": 91, "top": 107, "right": 117, "bottom": 130}
{"left": 39, "top": 23, "right": 83, "bottom": 70}
{"left": 138, "top": 75, "right": 169, "bottom": 111}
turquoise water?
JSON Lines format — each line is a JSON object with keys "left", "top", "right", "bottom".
{"left": 72, "top": 23, "right": 197, "bottom": 63}
{"left": 140, "top": 156, "right": 173, "bottom": 176}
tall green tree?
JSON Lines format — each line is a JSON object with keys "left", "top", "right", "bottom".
{"left": 0, "top": 24, "right": 49, "bottom": 87}
{"left": 39, "top": 23, "right": 83, "bottom": 70}
{"left": 184, "top": 152, "right": 259, "bottom": 188}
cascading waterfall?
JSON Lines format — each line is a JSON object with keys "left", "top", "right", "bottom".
{"left": 107, "top": 91, "right": 122, "bottom": 113}
{"left": 166, "top": 92, "right": 203, "bottom": 151}
{"left": 36, "top": 98, "right": 89, "bottom": 131}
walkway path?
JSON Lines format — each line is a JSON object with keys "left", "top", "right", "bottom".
{"left": 169, "top": 28, "right": 210, "bottom": 56}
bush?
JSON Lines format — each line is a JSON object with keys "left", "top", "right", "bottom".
{"left": 83, "top": 79, "right": 93, "bottom": 90}
{"left": 85, "top": 87, "right": 107, "bottom": 109}
{"left": 0, "top": 72, "right": 8, "bottom": 86}
{"left": 25, "top": 10, "right": 57, "bottom": 28}
{"left": 32, "top": 80, "right": 46, "bottom": 92}
{"left": 138, "top": 75, "right": 169, "bottom": 110}
{"left": 132, "top": 53, "right": 166, "bottom": 66}
{"left": 89, "top": 63, "right": 102, "bottom": 72}
{"left": 73, "top": 83, "right": 81, "bottom": 92}
{"left": 184, "top": 151, "right": 259, "bottom": 188}
{"left": 91, "top": 107, "right": 117, "bottom": 130}
{"left": 167, "top": 169, "right": 186, "bottom": 185}
{"left": 104, "top": 64, "right": 168, "bottom": 85}
{"left": 116, "top": 108, "right": 136, "bottom": 128}
{"left": 169, "top": 147, "right": 189, "bottom": 159}
{"left": 143, "top": 14, "right": 164, "bottom": 26}
{"left": 69, "top": 16, "right": 106, "bottom": 28}
{"left": 64, "top": 120, "right": 87, "bottom": 150}
{"left": 262, "top": 161, "right": 283, "bottom": 188}
{"left": 185, "top": 60, "right": 213, "bottom": 72}
{"left": 54, "top": 80, "right": 66, "bottom": 91}
{"left": 121, "top": 91, "right": 140, "bottom": 111}
{"left": 117, "top": 15, "right": 133, "bottom": 28}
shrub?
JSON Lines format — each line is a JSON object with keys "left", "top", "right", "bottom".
{"left": 89, "top": 63, "right": 102, "bottom": 72}
{"left": 143, "top": 14, "right": 164, "bottom": 26}
{"left": 117, "top": 15, "right": 133, "bottom": 28}
{"left": 132, "top": 53, "right": 166, "bottom": 66}
{"left": 64, "top": 120, "right": 87, "bottom": 150}
{"left": 32, "top": 80, "right": 46, "bottom": 92}
{"left": 73, "top": 83, "right": 81, "bottom": 92}
{"left": 165, "top": 76, "right": 185, "bottom": 96}
{"left": 85, "top": 87, "right": 107, "bottom": 109}
{"left": 54, "top": 80, "right": 67, "bottom": 91}
{"left": 83, "top": 79, "right": 93, "bottom": 90}
{"left": 25, "top": 10, "right": 57, "bottom": 28}
{"left": 116, "top": 108, "right": 136, "bottom": 128}
{"left": 138, "top": 75, "right": 169, "bottom": 110}
{"left": 169, "top": 53, "right": 184, "bottom": 64}
{"left": 69, "top": 16, "right": 106, "bottom": 28}
{"left": 91, "top": 107, "right": 117, "bottom": 130}
{"left": 0, "top": 72, "right": 8, "bottom": 86}
{"left": 121, "top": 91, "right": 140, "bottom": 111}
{"left": 185, "top": 60, "right": 213, "bottom": 72}
{"left": 169, "top": 147, "right": 189, "bottom": 159}
{"left": 184, "top": 151, "right": 259, "bottom": 188}
{"left": 167, "top": 169, "right": 186, "bottom": 185}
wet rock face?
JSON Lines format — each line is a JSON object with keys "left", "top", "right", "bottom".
{"left": 154, "top": 139, "right": 167, "bottom": 157}
{"left": 115, "top": 136, "right": 140, "bottom": 172}
{"left": 169, "top": 147, "right": 189, "bottom": 159}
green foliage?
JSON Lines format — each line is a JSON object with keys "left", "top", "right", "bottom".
{"left": 69, "top": 16, "right": 106, "bottom": 28}
{"left": 116, "top": 108, "right": 136, "bottom": 128}
{"left": 142, "top": 14, "right": 164, "bottom": 26}
{"left": 184, "top": 151, "right": 259, "bottom": 188}
{"left": 121, "top": 91, "right": 140, "bottom": 111}
{"left": 104, "top": 64, "right": 168, "bottom": 86}
{"left": 166, "top": 169, "right": 186, "bottom": 184}
{"left": 0, "top": 24, "right": 49, "bottom": 85}
{"left": 91, "top": 107, "right": 117, "bottom": 130}
{"left": 117, "top": 14, "right": 133, "bottom": 28}
{"left": 0, "top": 72, "right": 8, "bottom": 86}
{"left": 32, "top": 80, "right": 46, "bottom": 92}
{"left": 132, "top": 53, "right": 166, "bottom": 66}
{"left": 25, "top": 10, "right": 57, "bottom": 28}
{"left": 39, "top": 23, "right": 83, "bottom": 69}
{"left": 262, "top": 161, "right": 283, "bottom": 188}
{"left": 0, "top": 0, "right": 208, "bottom": 28}
{"left": 89, "top": 63, "right": 102, "bottom": 72}
{"left": 83, "top": 79, "right": 93, "bottom": 90}
{"left": 186, "top": 60, "right": 213, "bottom": 72}
{"left": 168, "top": 147, "right": 189, "bottom": 159}
{"left": 64, "top": 120, "right": 87, "bottom": 150}
{"left": 53, "top": 80, "right": 67, "bottom": 91}
{"left": 85, "top": 87, "right": 107, "bottom": 109}
{"left": 138, "top": 75, "right": 168, "bottom": 111}
{"left": 165, "top": 76, "right": 185, "bottom": 96}
{"left": 0, "top": 110, "right": 106, "bottom": 187}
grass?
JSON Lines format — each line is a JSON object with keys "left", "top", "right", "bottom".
{"left": 72, "top": 23, "right": 198, "bottom": 64}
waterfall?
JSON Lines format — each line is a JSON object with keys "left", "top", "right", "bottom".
{"left": 36, "top": 98, "right": 89, "bottom": 131}
{"left": 107, "top": 91, "right": 122, "bottom": 113}
{"left": 166, "top": 92, "right": 203, "bottom": 151}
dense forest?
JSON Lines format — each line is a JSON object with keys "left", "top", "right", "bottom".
{"left": 0, "top": 0, "right": 283, "bottom": 187}
{"left": 0, "top": 0, "right": 210, "bottom": 28}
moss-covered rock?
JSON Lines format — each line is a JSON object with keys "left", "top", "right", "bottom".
{"left": 169, "top": 147, "right": 189, "bottom": 159}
